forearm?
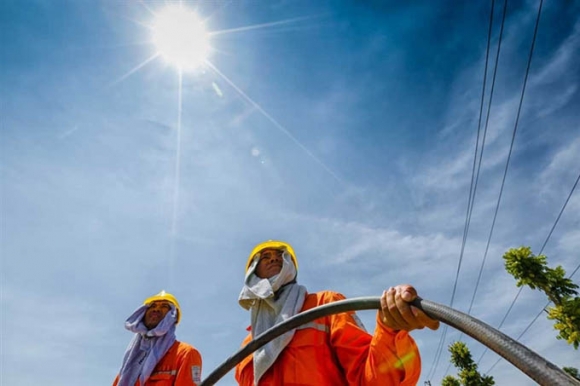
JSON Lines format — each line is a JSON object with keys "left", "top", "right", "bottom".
{"left": 369, "top": 312, "right": 421, "bottom": 386}
{"left": 331, "top": 312, "right": 421, "bottom": 386}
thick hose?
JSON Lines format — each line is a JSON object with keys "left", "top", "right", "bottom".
{"left": 200, "top": 296, "right": 579, "bottom": 386}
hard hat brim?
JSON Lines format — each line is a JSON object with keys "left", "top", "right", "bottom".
{"left": 245, "top": 240, "right": 298, "bottom": 272}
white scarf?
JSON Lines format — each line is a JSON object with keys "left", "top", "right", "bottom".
{"left": 238, "top": 253, "right": 307, "bottom": 385}
{"left": 117, "top": 304, "right": 177, "bottom": 386}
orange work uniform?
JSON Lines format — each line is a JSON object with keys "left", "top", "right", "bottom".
{"left": 235, "top": 291, "right": 421, "bottom": 386}
{"left": 113, "top": 341, "right": 202, "bottom": 386}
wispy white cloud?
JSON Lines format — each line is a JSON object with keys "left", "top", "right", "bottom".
{"left": 538, "top": 136, "right": 580, "bottom": 195}
{"left": 558, "top": 229, "right": 580, "bottom": 256}
{"left": 531, "top": 20, "right": 580, "bottom": 87}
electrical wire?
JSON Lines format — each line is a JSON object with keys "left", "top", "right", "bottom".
{"left": 472, "top": 0, "right": 544, "bottom": 334}
{"left": 466, "top": 0, "right": 509, "bottom": 317}
{"left": 538, "top": 172, "right": 580, "bottom": 255}
{"left": 426, "top": 0, "right": 497, "bottom": 380}
{"left": 440, "top": 0, "right": 510, "bottom": 378}
{"left": 438, "top": 0, "right": 544, "bottom": 379}
{"left": 470, "top": 0, "right": 545, "bottom": 367}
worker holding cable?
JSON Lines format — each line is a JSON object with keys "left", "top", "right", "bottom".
{"left": 235, "top": 240, "right": 439, "bottom": 386}
{"left": 113, "top": 290, "right": 202, "bottom": 386}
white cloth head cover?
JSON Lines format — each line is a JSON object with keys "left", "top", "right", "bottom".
{"left": 238, "top": 252, "right": 307, "bottom": 385}
{"left": 117, "top": 304, "right": 177, "bottom": 386}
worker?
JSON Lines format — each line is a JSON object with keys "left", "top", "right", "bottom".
{"left": 113, "top": 291, "right": 202, "bottom": 386}
{"left": 235, "top": 240, "right": 439, "bottom": 385}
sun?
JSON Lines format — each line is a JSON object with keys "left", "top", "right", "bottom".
{"left": 152, "top": 5, "right": 210, "bottom": 71}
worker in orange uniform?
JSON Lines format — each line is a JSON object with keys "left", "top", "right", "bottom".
{"left": 113, "top": 291, "right": 202, "bottom": 386}
{"left": 235, "top": 240, "right": 439, "bottom": 386}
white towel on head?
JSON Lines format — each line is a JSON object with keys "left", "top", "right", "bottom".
{"left": 117, "top": 304, "right": 177, "bottom": 386}
{"left": 238, "top": 253, "right": 307, "bottom": 385}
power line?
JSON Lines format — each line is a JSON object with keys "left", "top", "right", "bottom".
{"left": 466, "top": 0, "right": 509, "bottom": 317}
{"left": 448, "top": 0, "right": 544, "bottom": 375}
{"left": 538, "top": 172, "right": 580, "bottom": 255}
{"left": 425, "top": 0, "right": 497, "bottom": 380}
{"left": 480, "top": 170, "right": 580, "bottom": 365}
{"left": 473, "top": 0, "right": 544, "bottom": 366}
{"left": 470, "top": 0, "right": 544, "bottom": 336}
{"left": 442, "top": 0, "right": 510, "bottom": 379}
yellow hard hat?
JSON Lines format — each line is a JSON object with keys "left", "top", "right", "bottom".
{"left": 245, "top": 240, "right": 298, "bottom": 273}
{"left": 143, "top": 290, "right": 181, "bottom": 324}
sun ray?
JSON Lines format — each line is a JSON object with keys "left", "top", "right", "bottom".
{"left": 138, "top": 0, "right": 156, "bottom": 17}
{"left": 106, "top": 5, "right": 154, "bottom": 31}
{"left": 124, "top": 16, "right": 153, "bottom": 30}
{"left": 107, "top": 53, "right": 160, "bottom": 88}
{"left": 201, "top": 0, "right": 234, "bottom": 25}
{"left": 204, "top": 60, "right": 343, "bottom": 184}
{"left": 168, "top": 68, "right": 183, "bottom": 288}
{"left": 209, "top": 16, "right": 318, "bottom": 37}
{"left": 171, "top": 68, "right": 183, "bottom": 241}
{"left": 90, "top": 39, "right": 157, "bottom": 52}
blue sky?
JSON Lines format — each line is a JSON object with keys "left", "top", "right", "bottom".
{"left": 2, "top": 0, "right": 579, "bottom": 385}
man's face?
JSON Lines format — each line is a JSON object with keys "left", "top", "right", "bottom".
{"left": 143, "top": 301, "right": 172, "bottom": 330}
{"left": 255, "top": 248, "right": 284, "bottom": 279}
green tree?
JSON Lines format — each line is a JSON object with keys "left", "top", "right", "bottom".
{"left": 563, "top": 367, "right": 580, "bottom": 380}
{"left": 442, "top": 341, "right": 494, "bottom": 386}
{"left": 503, "top": 247, "right": 580, "bottom": 348}
{"left": 441, "top": 376, "right": 461, "bottom": 386}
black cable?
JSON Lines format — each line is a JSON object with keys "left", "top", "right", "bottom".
{"left": 199, "top": 296, "right": 580, "bottom": 386}
{"left": 443, "top": 0, "right": 511, "bottom": 357}
{"left": 571, "top": 263, "right": 580, "bottom": 280}
{"left": 466, "top": 0, "right": 509, "bottom": 317}
{"left": 425, "top": 0, "right": 497, "bottom": 380}
{"left": 473, "top": 0, "right": 544, "bottom": 364}
{"left": 539, "top": 172, "right": 580, "bottom": 254}
{"left": 447, "top": 2, "right": 510, "bottom": 372}
{"left": 473, "top": 0, "right": 544, "bottom": 336}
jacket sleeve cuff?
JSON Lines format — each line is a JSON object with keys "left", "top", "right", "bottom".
{"left": 374, "top": 312, "right": 422, "bottom": 386}
{"left": 375, "top": 311, "right": 401, "bottom": 334}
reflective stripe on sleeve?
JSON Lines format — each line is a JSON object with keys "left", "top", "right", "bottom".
{"left": 152, "top": 370, "right": 177, "bottom": 376}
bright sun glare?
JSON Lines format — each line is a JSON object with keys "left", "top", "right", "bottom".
{"left": 152, "top": 5, "right": 210, "bottom": 71}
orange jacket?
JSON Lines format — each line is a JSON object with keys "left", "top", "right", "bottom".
{"left": 235, "top": 291, "right": 421, "bottom": 386}
{"left": 113, "top": 341, "right": 202, "bottom": 386}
